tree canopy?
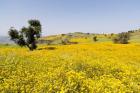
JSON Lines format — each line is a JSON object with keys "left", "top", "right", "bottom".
{"left": 8, "top": 19, "right": 42, "bottom": 51}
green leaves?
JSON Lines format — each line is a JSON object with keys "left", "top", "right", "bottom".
{"left": 28, "top": 19, "right": 41, "bottom": 27}
{"left": 113, "top": 32, "right": 130, "bottom": 44}
{"left": 28, "top": 20, "right": 42, "bottom": 38}
{"left": 8, "top": 19, "right": 42, "bottom": 51}
{"left": 8, "top": 27, "right": 19, "bottom": 40}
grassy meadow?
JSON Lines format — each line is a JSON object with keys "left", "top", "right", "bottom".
{"left": 0, "top": 37, "right": 140, "bottom": 93}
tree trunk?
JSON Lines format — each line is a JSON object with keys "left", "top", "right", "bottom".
{"left": 26, "top": 44, "right": 33, "bottom": 51}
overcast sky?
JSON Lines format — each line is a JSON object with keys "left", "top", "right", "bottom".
{"left": 0, "top": 0, "right": 140, "bottom": 36}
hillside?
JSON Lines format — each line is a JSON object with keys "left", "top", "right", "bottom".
{"left": 38, "top": 32, "right": 113, "bottom": 45}
{"left": 129, "top": 30, "right": 140, "bottom": 43}
{"left": 38, "top": 31, "right": 140, "bottom": 45}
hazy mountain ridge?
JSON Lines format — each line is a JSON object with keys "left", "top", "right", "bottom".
{"left": 0, "top": 36, "right": 13, "bottom": 44}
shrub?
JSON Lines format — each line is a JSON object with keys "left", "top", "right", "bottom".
{"left": 93, "top": 36, "right": 98, "bottom": 42}
{"left": 61, "top": 38, "right": 70, "bottom": 45}
{"left": 113, "top": 32, "right": 130, "bottom": 44}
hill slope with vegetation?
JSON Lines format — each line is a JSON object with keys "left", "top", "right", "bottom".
{"left": 38, "top": 30, "right": 140, "bottom": 45}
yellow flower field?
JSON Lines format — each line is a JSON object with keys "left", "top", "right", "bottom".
{"left": 0, "top": 43, "right": 140, "bottom": 93}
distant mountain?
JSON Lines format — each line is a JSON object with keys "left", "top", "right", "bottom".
{"left": 0, "top": 36, "right": 13, "bottom": 44}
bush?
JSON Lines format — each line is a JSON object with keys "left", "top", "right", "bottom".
{"left": 61, "top": 38, "right": 70, "bottom": 45}
{"left": 113, "top": 32, "right": 130, "bottom": 44}
{"left": 93, "top": 36, "right": 98, "bottom": 42}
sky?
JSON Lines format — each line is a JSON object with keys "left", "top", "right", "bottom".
{"left": 0, "top": 0, "right": 140, "bottom": 36}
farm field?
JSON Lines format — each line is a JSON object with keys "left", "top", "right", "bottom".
{"left": 0, "top": 43, "right": 140, "bottom": 93}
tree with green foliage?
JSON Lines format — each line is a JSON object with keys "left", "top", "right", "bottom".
{"left": 113, "top": 32, "right": 130, "bottom": 44}
{"left": 8, "top": 19, "right": 41, "bottom": 51}
{"left": 93, "top": 36, "right": 98, "bottom": 42}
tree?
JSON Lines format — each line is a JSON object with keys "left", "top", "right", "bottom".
{"left": 8, "top": 19, "right": 42, "bottom": 51}
{"left": 93, "top": 36, "right": 98, "bottom": 42}
{"left": 113, "top": 32, "right": 130, "bottom": 44}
